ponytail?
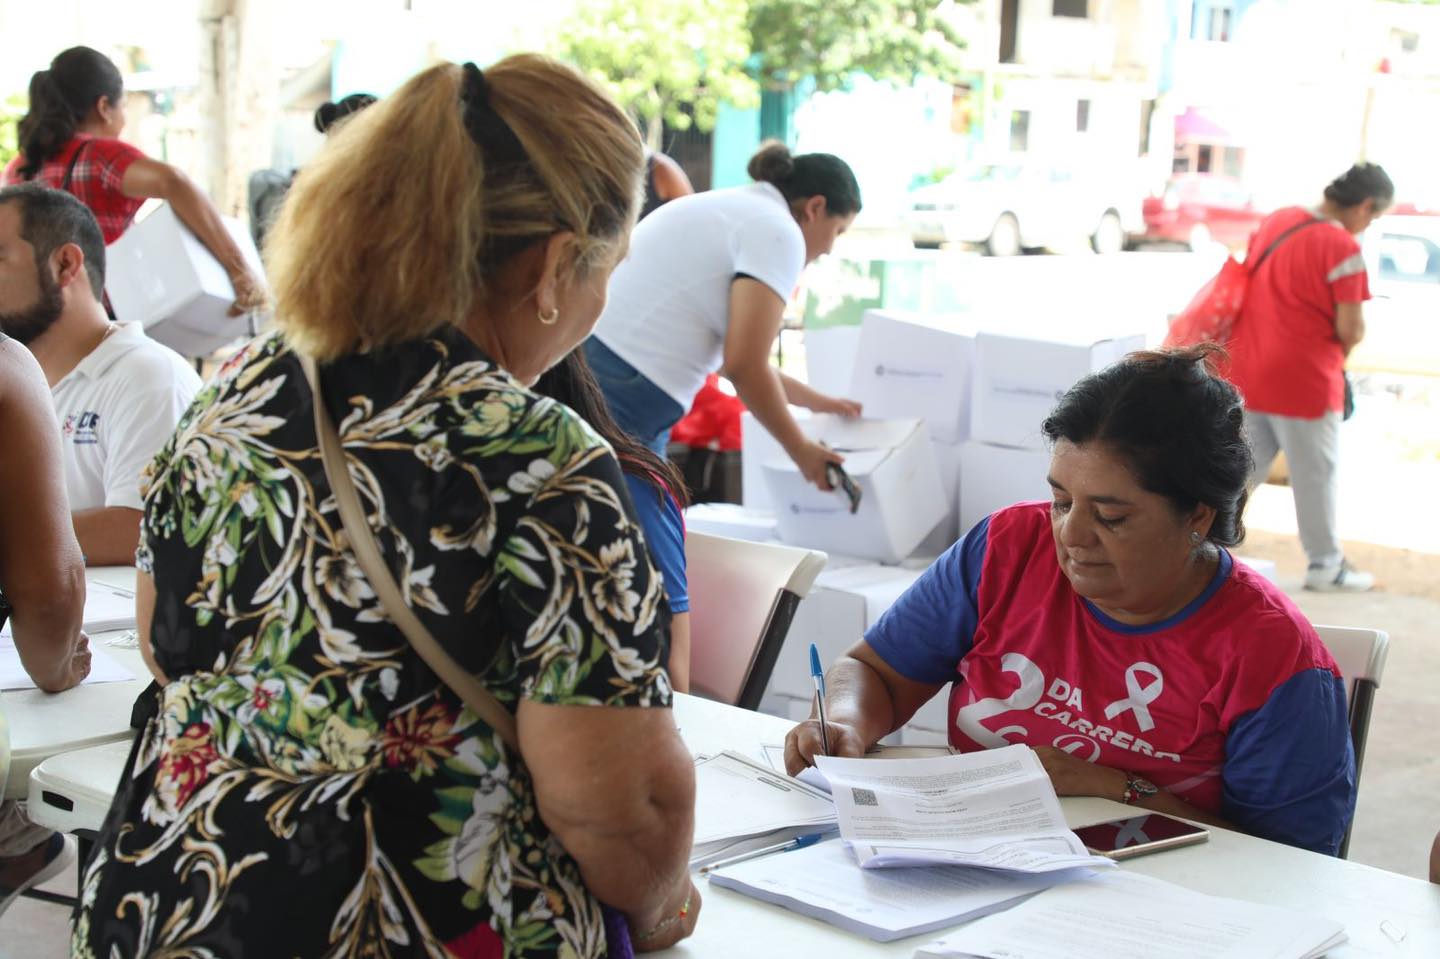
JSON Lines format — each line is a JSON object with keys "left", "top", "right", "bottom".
{"left": 746, "top": 139, "right": 862, "bottom": 216}
{"left": 15, "top": 47, "right": 123, "bottom": 179}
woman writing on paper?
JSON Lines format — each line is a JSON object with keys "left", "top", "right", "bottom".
{"left": 77, "top": 57, "right": 697, "bottom": 956}
{"left": 584, "top": 141, "right": 864, "bottom": 490}
{"left": 4, "top": 46, "right": 265, "bottom": 315}
{"left": 786, "top": 348, "right": 1356, "bottom": 856}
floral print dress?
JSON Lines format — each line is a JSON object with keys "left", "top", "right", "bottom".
{"left": 74, "top": 329, "right": 672, "bottom": 958}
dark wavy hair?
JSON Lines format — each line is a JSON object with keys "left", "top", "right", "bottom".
{"left": 313, "top": 93, "right": 377, "bottom": 134}
{"left": 16, "top": 47, "right": 123, "bottom": 180}
{"left": 1324, "top": 162, "right": 1394, "bottom": 211}
{"left": 747, "top": 140, "right": 861, "bottom": 216}
{"left": 533, "top": 350, "right": 689, "bottom": 512}
{"left": 1040, "top": 345, "right": 1252, "bottom": 546}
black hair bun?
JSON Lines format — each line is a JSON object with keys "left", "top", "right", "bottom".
{"left": 313, "top": 93, "right": 377, "bottom": 134}
{"left": 747, "top": 139, "right": 795, "bottom": 185}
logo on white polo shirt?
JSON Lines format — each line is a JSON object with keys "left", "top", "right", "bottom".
{"left": 63, "top": 411, "right": 101, "bottom": 445}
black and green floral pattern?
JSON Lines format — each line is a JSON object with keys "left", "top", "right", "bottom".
{"left": 75, "top": 329, "right": 670, "bottom": 958}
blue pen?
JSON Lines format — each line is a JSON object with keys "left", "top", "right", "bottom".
{"left": 809, "top": 643, "right": 831, "bottom": 756}
{"left": 699, "top": 831, "right": 830, "bottom": 874}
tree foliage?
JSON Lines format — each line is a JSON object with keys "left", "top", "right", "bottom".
{"left": 747, "top": 0, "right": 971, "bottom": 92}
{"left": 0, "top": 93, "right": 26, "bottom": 170}
{"left": 550, "top": 0, "right": 759, "bottom": 146}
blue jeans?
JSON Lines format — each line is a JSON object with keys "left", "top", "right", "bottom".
{"left": 582, "top": 338, "right": 684, "bottom": 457}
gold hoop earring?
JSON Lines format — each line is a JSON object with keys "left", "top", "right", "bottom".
{"left": 538, "top": 307, "right": 560, "bottom": 326}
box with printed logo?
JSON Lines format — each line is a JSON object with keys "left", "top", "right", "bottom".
{"left": 971, "top": 330, "right": 1145, "bottom": 450}
{"left": 105, "top": 202, "right": 264, "bottom": 358}
{"left": 762, "top": 416, "right": 945, "bottom": 564}
{"left": 850, "top": 309, "right": 977, "bottom": 445}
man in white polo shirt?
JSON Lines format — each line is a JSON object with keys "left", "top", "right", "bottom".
{"left": 0, "top": 183, "right": 200, "bottom": 565}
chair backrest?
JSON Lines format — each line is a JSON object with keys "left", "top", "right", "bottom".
{"left": 1315, "top": 624, "right": 1389, "bottom": 859}
{"left": 686, "top": 531, "right": 827, "bottom": 709}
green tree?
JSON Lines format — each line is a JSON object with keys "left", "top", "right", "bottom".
{"left": 748, "top": 0, "right": 972, "bottom": 91}
{"left": 0, "top": 93, "right": 27, "bottom": 170}
{"left": 551, "top": 0, "right": 759, "bottom": 148}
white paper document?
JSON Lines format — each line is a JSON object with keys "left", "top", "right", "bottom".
{"left": 0, "top": 580, "right": 137, "bottom": 638}
{"left": 759, "top": 741, "right": 955, "bottom": 795}
{"left": 708, "top": 836, "right": 1085, "bottom": 942}
{"left": 816, "top": 745, "right": 1113, "bottom": 873}
{"left": 914, "top": 870, "right": 1347, "bottom": 959}
{"left": 0, "top": 637, "right": 135, "bottom": 691}
{"left": 691, "top": 751, "right": 837, "bottom": 868}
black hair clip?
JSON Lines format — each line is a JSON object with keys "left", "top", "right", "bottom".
{"left": 459, "top": 62, "right": 528, "bottom": 166}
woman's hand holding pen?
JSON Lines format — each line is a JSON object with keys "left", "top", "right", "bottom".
{"left": 782, "top": 718, "right": 866, "bottom": 777}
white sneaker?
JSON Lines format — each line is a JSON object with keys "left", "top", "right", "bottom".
{"left": 1304, "top": 560, "right": 1375, "bottom": 592}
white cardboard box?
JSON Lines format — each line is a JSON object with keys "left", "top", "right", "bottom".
{"left": 683, "top": 503, "right": 780, "bottom": 543}
{"left": 1235, "top": 555, "right": 1279, "bottom": 584}
{"left": 106, "top": 202, "right": 265, "bottom": 358}
{"left": 917, "top": 437, "right": 964, "bottom": 555}
{"left": 763, "top": 416, "right": 946, "bottom": 564}
{"left": 762, "top": 563, "right": 925, "bottom": 702}
{"left": 741, "top": 409, "right": 812, "bottom": 513}
{"left": 850, "top": 309, "right": 976, "bottom": 445}
{"left": 803, "top": 325, "right": 864, "bottom": 398}
{"left": 971, "top": 330, "right": 1145, "bottom": 450}
{"left": 958, "top": 441, "right": 1054, "bottom": 534}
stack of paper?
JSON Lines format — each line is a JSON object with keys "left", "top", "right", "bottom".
{"left": 0, "top": 637, "right": 135, "bottom": 690}
{"left": 0, "top": 581, "right": 137, "bottom": 638}
{"left": 760, "top": 741, "right": 955, "bottom": 795}
{"left": 816, "top": 745, "right": 1114, "bottom": 874}
{"left": 915, "top": 870, "right": 1346, "bottom": 959}
{"left": 80, "top": 581, "right": 138, "bottom": 632}
{"left": 691, "top": 751, "right": 837, "bottom": 868}
{"left": 709, "top": 836, "right": 1085, "bottom": 942}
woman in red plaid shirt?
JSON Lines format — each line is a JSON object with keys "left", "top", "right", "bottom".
{"left": 3, "top": 46, "right": 265, "bottom": 315}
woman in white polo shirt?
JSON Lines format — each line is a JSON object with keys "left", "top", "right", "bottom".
{"left": 584, "top": 141, "right": 863, "bottom": 489}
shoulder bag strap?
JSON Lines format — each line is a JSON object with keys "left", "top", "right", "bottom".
{"left": 300, "top": 352, "right": 521, "bottom": 752}
{"left": 1249, "top": 216, "right": 1324, "bottom": 274}
{"left": 59, "top": 139, "right": 91, "bottom": 194}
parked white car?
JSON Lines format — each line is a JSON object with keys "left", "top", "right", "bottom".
{"left": 1353, "top": 215, "right": 1440, "bottom": 378}
{"left": 903, "top": 161, "right": 1144, "bottom": 256}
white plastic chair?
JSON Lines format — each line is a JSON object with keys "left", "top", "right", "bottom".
{"left": 27, "top": 738, "right": 133, "bottom": 837}
{"left": 1315, "top": 625, "right": 1389, "bottom": 859}
{"left": 686, "top": 532, "right": 827, "bottom": 709}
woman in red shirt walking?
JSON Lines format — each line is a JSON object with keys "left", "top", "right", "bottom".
{"left": 1224, "top": 163, "right": 1393, "bottom": 592}
{"left": 4, "top": 46, "right": 264, "bottom": 314}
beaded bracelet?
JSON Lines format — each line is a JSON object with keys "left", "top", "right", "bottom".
{"left": 634, "top": 890, "right": 693, "bottom": 943}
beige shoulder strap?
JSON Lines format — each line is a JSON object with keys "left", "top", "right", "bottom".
{"left": 301, "top": 352, "right": 520, "bottom": 752}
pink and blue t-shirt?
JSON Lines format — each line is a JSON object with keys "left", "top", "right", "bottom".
{"left": 867, "top": 502, "right": 1355, "bottom": 855}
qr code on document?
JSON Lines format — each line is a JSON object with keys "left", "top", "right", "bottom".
{"left": 850, "top": 787, "right": 878, "bottom": 807}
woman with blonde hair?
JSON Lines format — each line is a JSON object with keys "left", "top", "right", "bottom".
{"left": 76, "top": 56, "right": 698, "bottom": 957}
